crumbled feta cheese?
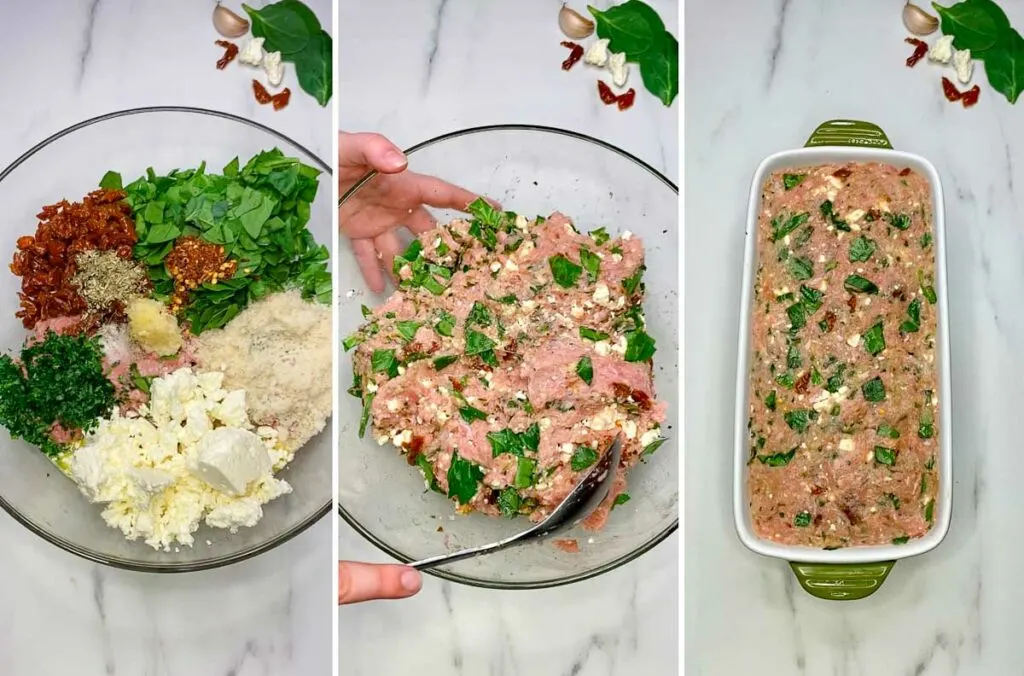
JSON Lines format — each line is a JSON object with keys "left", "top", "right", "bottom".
{"left": 560, "top": 442, "right": 574, "bottom": 454}
{"left": 846, "top": 209, "right": 865, "bottom": 223}
{"left": 584, "top": 38, "right": 610, "bottom": 67}
{"left": 594, "top": 340, "right": 611, "bottom": 356}
{"left": 239, "top": 37, "right": 265, "bottom": 66}
{"left": 490, "top": 262, "right": 502, "bottom": 273}
{"left": 610, "top": 335, "right": 628, "bottom": 355}
{"left": 621, "top": 419, "right": 637, "bottom": 439}
{"left": 514, "top": 214, "right": 529, "bottom": 230}
{"left": 505, "top": 259, "right": 519, "bottom": 272}
{"left": 522, "top": 300, "right": 536, "bottom": 311}
{"left": 608, "top": 52, "right": 628, "bottom": 88}
{"left": 611, "top": 253, "right": 623, "bottom": 263}
{"left": 570, "top": 303, "right": 585, "bottom": 319}
{"left": 953, "top": 49, "right": 973, "bottom": 84}
{"left": 929, "top": 35, "right": 954, "bottom": 64}
{"left": 593, "top": 282, "right": 610, "bottom": 305}
{"left": 639, "top": 428, "right": 661, "bottom": 447}
{"left": 846, "top": 334, "right": 861, "bottom": 347}
{"left": 386, "top": 398, "right": 400, "bottom": 412}
{"left": 263, "top": 51, "right": 284, "bottom": 87}
{"left": 838, "top": 437, "right": 855, "bottom": 452}
{"left": 622, "top": 230, "right": 633, "bottom": 240}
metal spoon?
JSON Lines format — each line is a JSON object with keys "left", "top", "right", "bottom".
{"left": 408, "top": 434, "right": 623, "bottom": 571}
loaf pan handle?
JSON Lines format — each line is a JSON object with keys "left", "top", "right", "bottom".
{"left": 789, "top": 561, "right": 895, "bottom": 600}
{"left": 804, "top": 119, "right": 893, "bottom": 149}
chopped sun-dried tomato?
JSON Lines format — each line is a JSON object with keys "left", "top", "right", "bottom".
{"left": 597, "top": 80, "right": 618, "bottom": 104}
{"left": 961, "top": 85, "right": 981, "bottom": 108}
{"left": 904, "top": 37, "right": 928, "bottom": 67}
{"left": 560, "top": 41, "right": 584, "bottom": 70}
{"left": 215, "top": 40, "right": 238, "bottom": 70}
{"left": 616, "top": 88, "right": 636, "bottom": 110}
{"left": 252, "top": 80, "right": 273, "bottom": 104}
{"left": 941, "top": 77, "right": 963, "bottom": 102}
{"left": 271, "top": 88, "right": 291, "bottom": 110}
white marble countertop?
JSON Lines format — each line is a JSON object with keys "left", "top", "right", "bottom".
{"left": 0, "top": 2, "right": 333, "bottom": 674}
{"left": 686, "top": 1, "right": 1024, "bottom": 675}
{"left": 337, "top": 1, "right": 679, "bottom": 675}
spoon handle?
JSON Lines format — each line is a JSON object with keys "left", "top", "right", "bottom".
{"left": 408, "top": 527, "right": 540, "bottom": 571}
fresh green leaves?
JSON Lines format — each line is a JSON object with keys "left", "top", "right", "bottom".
{"left": 371, "top": 349, "right": 399, "bottom": 378}
{"left": 433, "top": 355, "right": 458, "bottom": 371}
{"left": 788, "top": 256, "right": 814, "bottom": 281}
{"left": 622, "top": 265, "right": 645, "bottom": 295}
{"left": 642, "top": 436, "right": 667, "bottom": 456}
{"left": 549, "top": 254, "right": 583, "bottom": 288}
{"left": 862, "top": 377, "right": 887, "bottom": 402}
{"left": 786, "top": 285, "right": 824, "bottom": 330}
{"left": 783, "top": 174, "right": 807, "bottom": 190}
{"left": 458, "top": 405, "right": 488, "bottom": 423}
{"left": 99, "top": 170, "right": 123, "bottom": 190}
{"left": 243, "top": 1, "right": 333, "bottom": 105}
{"left": 849, "top": 235, "right": 876, "bottom": 263}
{"left": 498, "top": 487, "right": 521, "bottom": 517}
{"left": 877, "top": 423, "right": 901, "bottom": 439}
{"left": 579, "top": 247, "right": 601, "bottom": 281}
{"left": 579, "top": 326, "right": 610, "bottom": 342}
{"left": 576, "top": 355, "right": 594, "bottom": 385}
{"left": 358, "top": 392, "right": 375, "bottom": 438}
{"left": 588, "top": 1, "right": 678, "bottom": 106}
{"left": 396, "top": 320, "right": 422, "bottom": 342}
{"left": 901, "top": 298, "right": 923, "bottom": 333}
{"left": 464, "top": 330, "right": 496, "bottom": 356}
{"left": 764, "top": 390, "right": 777, "bottom": 412}
{"left": 487, "top": 424, "right": 541, "bottom": 458}
{"left": 934, "top": 0, "right": 1024, "bottom": 103}
{"left": 784, "top": 409, "right": 814, "bottom": 433}
{"left": 919, "top": 269, "right": 938, "bottom": 304}
{"left": 447, "top": 452, "right": 484, "bottom": 505}
{"left": 120, "top": 149, "right": 328, "bottom": 334}
{"left": 793, "top": 511, "right": 812, "bottom": 527}
{"left": 0, "top": 332, "right": 117, "bottom": 456}
{"left": 844, "top": 274, "right": 879, "bottom": 295}
{"left": 863, "top": 320, "right": 886, "bottom": 356}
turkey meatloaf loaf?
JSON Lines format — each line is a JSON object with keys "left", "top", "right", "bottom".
{"left": 345, "top": 199, "right": 667, "bottom": 529}
{"left": 746, "top": 162, "right": 939, "bottom": 549}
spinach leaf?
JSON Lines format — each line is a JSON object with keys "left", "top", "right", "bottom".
{"left": 434, "top": 310, "right": 456, "bottom": 337}
{"left": 458, "top": 405, "right": 488, "bottom": 423}
{"left": 99, "top": 171, "right": 122, "bottom": 190}
{"left": 884, "top": 213, "right": 912, "bottom": 230}
{"left": 357, "top": 392, "right": 375, "bottom": 438}
{"left": 579, "top": 247, "right": 601, "bottom": 281}
{"left": 764, "top": 390, "right": 777, "bottom": 411}
{"left": 783, "top": 174, "right": 807, "bottom": 190}
{"left": 642, "top": 436, "right": 667, "bottom": 456}
{"left": 294, "top": 29, "right": 332, "bottom": 105}
{"left": 844, "top": 274, "right": 879, "bottom": 294}
{"left": 497, "top": 487, "right": 521, "bottom": 517}
{"left": 624, "top": 329, "right": 656, "bottom": 362}
{"left": 466, "top": 302, "right": 492, "bottom": 328}
{"left": 784, "top": 409, "right": 813, "bottom": 433}
{"left": 243, "top": 1, "right": 314, "bottom": 54}
{"left": 396, "top": 320, "right": 422, "bottom": 343}
{"left": 588, "top": 1, "right": 666, "bottom": 58}
{"left": 613, "top": 493, "right": 632, "bottom": 509}
{"left": 549, "top": 254, "right": 583, "bottom": 288}
{"left": 576, "top": 355, "right": 594, "bottom": 385}
{"left": 863, "top": 320, "right": 886, "bottom": 356}
{"left": 622, "top": 265, "right": 646, "bottom": 295}
{"left": 873, "top": 445, "right": 897, "bottom": 466}
{"left": 877, "top": 423, "right": 901, "bottom": 439}
{"left": 849, "top": 235, "right": 876, "bottom": 263}
{"left": 892, "top": 535, "right": 910, "bottom": 545}
{"left": 788, "top": 256, "right": 814, "bottom": 281}
{"left": 579, "top": 326, "right": 610, "bottom": 342}
{"left": 464, "top": 330, "right": 496, "bottom": 356}
{"left": 371, "top": 349, "right": 399, "bottom": 378}
{"left": 862, "top": 377, "right": 887, "bottom": 402}
{"left": 513, "top": 457, "right": 537, "bottom": 489}
{"left": 570, "top": 446, "right": 599, "bottom": 471}
{"left": 416, "top": 454, "right": 441, "bottom": 493}
{"left": 447, "top": 452, "right": 484, "bottom": 505}
{"left": 901, "top": 298, "right": 923, "bottom": 333}
{"left": 793, "top": 511, "right": 812, "bottom": 527}
{"left": 770, "top": 212, "right": 810, "bottom": 242}
{"left": 590, "top": 227, "right": 610, "bottom": 245}
{"left": 638, "top": 31, "right": 679, "bottom": 106}
{"left": 433, "top": 355, "right": 458, "bottom": 371}
{"left": 932, "top": 0, "right": 1010, "bottom": 52}
{"left": 984, "top": 29, "right": 1024, "bottom": 103}
{"left": 757, "top": 447, "right": 797, "bottom": 467}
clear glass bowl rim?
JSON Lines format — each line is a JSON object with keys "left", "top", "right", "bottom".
{"left": 0, "top": 106, "right": 332, "bottom": 573}
{"left": 338, "top": 123, "right": 679, "bottom": 590}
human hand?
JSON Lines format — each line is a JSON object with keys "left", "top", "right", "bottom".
{"left": 338, "top": 132, "right": 479, "bottom": 293}
{"left": 338, "top": 560, "right": 422, "bottom": 604}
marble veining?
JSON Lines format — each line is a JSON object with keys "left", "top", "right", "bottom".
{"left": 337, "top": 1, "right": 679, "bottom": 675}
{"left": 687, "top": 1, "right": 1024, "bottom": 675}
{"left": 0, "top": 1, "right": 333, "bottom": 675}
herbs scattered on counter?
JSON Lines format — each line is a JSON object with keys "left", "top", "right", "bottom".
{"left": 112, "top": 148, "right": 330, "bottom": 334}
{"left": 0, "top": 332, "right": 116, "bottom": 456}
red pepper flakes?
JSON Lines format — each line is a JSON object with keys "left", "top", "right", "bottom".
{"left": 215, "top": 40, "right": 239, "bottom": 70}
{"left": 252, "top": 80, "right": 273, "bottom": 104}
{"left": 271, "top": 88, "right": 291, "bottom": 110}
{"left": 164, "top": 237, "right": 237, "bottom": 314}
{"left": 904, "top": 37, "right": 928, "bottom": 67}
{"left": 560, "top": 41, "right": 584, "bottom": 70}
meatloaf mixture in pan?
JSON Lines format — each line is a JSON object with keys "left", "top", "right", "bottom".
{"left": 746, "top": 162, "right": 939, "bottom": 548}
{"left": 345, "top": 199, "right": 667, "bottom": 529}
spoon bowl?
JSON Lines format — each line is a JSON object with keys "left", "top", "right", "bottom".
{"left": 409, "top": 435, "right": 624, "bottom": 571}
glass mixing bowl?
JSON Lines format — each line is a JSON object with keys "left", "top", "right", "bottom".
{"left": 0, "top": 107, "right": 332, "bottom": 572}
{"left": 338, "top": 125, "right": 678, "bottom": 588}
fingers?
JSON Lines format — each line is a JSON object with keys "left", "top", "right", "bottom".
{"left": 339, "top": 132, "right": 408, "bottom": 175}
{"left": 351, "top": 237, "right": 385, "bottom": 294}
{"left": 408, "top": 173, "right": 481, "bottom": 212}
{"left": 338, "top": 561, "right": 422, "bottom": 604}
{"left": 374, "top": 231, "right": 405, "bottom": 286}
{"left": 405, "top": 207, "right": 439, "bottom": 235}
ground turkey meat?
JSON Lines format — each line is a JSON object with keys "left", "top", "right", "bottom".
{"left": 346, "top": 203, "right": 667, "bottom": 527}
{"left": 747, "top": 163, "right": 939, "bottom": 548}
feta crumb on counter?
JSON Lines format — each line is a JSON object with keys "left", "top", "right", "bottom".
{"left": 239, "top": 37, "right": 265, "bottom": 66}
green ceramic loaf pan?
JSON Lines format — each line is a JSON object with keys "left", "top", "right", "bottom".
{"left": 732, "top": 120, "right": 953, "bottom": 600}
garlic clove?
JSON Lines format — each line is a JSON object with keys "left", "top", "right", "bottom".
{"left": 903, "top": 2, "right": 939, "bottom": 36}
{"left": 559, "top": 5, "right": 595, "bottom": 39}
{"left": 213, "top": 4, "right": 250, "bottom": 38}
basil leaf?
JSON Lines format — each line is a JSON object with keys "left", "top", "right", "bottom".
{"left": 549, "top": 254, "right": 583, "bottom": 288}
{"left": 579, "top": 247, "right": 601, "bottom": 281}
{"left": 576, "top": 355, "right": 594, "bottom": 385}
{"left": 446, "top": 452, "right": 484, "bottom": 505}
{"left": 849, "top": 235, "right": 876, "bottom": 262}
{"left": 862, "top": 377, "right": 887, "bottom": 402}
{"left": 793, "top": 511, "right": 812, "bottom": 527}
{"left": 464, "top": 330, "right": 496, "bottom": 356}
{"left": 396, "top": 320, "right": 422, "bottom": 343}
{"left": 513, "top": 456, "right": 537, "bottom": 489}
{"left": 433, "top": 355, "right": 458, "bottom": 371}
{"left": 588, "top": 0, "right": 667, "bottom": 58}
{"left": 613, "top": 493, "right": 632, "bottom": 509}
{"left": 458, "top": 405, "right": 488, "bottom": 423}
{"left": 497, "top": 487, "right": 521, "bottom": 517}
{"left": 764, "top": 390, "right": 777, "bottom": 411}
{"left": 932, "top": 0, "right": 1010, "bottom": 53}
{"left": 877, "top": 423, "right": 901, "bottom": 439}
{"left": 637, "top": 31, "right": 679, "bottom": 106}
{"left": 788, "top": 256, "right": 814, "bottom": 281}
{"left": 784, "top": 409, "right": 812, "bottom": 433}
{"left": 770, "top": 212, "right": 810, "bottom": 242}
{"left": 570, "top": 446, "right": 599, "bottom": 471}
{"left": 844, "top": 274, "right": 879, "bottom": 294}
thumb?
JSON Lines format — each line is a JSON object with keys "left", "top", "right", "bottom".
{"left": 339, "top": 132, "right": 408, "bottom": 175}
{"left": 338, "top": 561, "right": 422, "bottom": 604}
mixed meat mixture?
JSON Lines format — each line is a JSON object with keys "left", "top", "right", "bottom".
{"left": 747, "top": 163, "right": 939, "bottom": 548}
{"left": 346, "top": 199, "right": 667, "bottom": 530}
